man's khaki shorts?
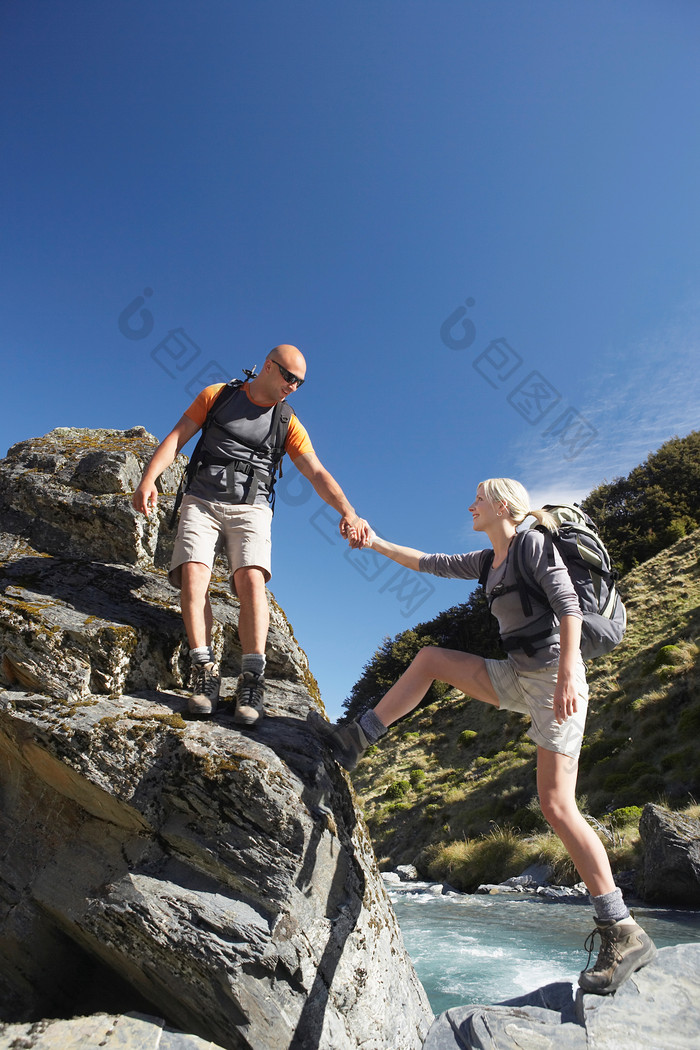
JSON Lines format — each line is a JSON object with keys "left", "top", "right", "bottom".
{"left": 169, "top": 494, "right": 273, "bottom": 593}
{"left": 485, "top": 656, "right": 589, "bottom": 759}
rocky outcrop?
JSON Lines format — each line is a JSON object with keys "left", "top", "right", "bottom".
{"left": 639, "top": 803, "right": 700, "bottom": 906}
{"left": 0, "top": 1012, "right": 228, "bottom": 1049}
{"left": 0, "top": 428, "right": 433, "bottom": 1050}
{"left": 422, "top": 943, "right": 700, "bottom": 1050}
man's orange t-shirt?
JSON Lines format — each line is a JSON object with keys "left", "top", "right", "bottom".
{"left": 185, "top": 382, "right": 314, "bottom": 461}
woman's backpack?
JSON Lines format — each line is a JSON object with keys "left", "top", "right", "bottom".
{"left": 480, "top": 503, "right": 627, "bottom": 661}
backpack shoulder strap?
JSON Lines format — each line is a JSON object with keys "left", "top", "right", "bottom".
{"left": 478, "top": 549, "right": 494, "bottom": 589}
{"left": 205, "top": 378, "right": 245, "bottom": 430}
{"left": 187, "top": 379, "right": 243, "bottom": 473}
{"left": 511, "top": 528, "right": 555, "bottom": 616}
{"left": 271, "top": 398, "right": 294, "bottom": 450}
{"left": 167, "top": 378, "right": 244, "bottom": 529}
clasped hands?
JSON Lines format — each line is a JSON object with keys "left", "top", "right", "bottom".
{"left": 339, "top": 516, "right": 375, "bottom": 550}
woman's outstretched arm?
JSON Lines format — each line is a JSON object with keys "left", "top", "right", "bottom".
{"left": 367, "top": 534, "right": 426, "bottom": 572}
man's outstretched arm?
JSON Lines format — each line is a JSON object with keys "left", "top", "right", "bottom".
{"left": 132, "top": 413, "right": 200, "bottom": 515}
{"left": 293, "top": 451, "right": 371, "bottom": 545}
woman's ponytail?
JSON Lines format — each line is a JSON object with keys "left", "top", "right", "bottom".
{"left": 527, "top": 506, "right": 558, "bottom": 533}
{"left": 480, "top": 478, "right": 559, "bottom": 532}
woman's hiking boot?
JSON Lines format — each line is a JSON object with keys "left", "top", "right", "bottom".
{"left": 188, "top": 662, "right": 221, "bottom": 716}
{"left": 308, "top": 711, "right": 370, "bottom": 771}
{"left": 233, "top": 671, "right": 265, "bottom": 726}
{"left": 578, "top": 917, "right": 657, "bottom": 995}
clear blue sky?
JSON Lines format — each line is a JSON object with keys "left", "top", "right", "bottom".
{"left": 2, "top": 1, "right": 699, "bottom": 719}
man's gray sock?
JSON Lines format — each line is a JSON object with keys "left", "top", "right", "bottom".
{"left": 358, "top": 709, "right": 388, "bottom": 744}
{"left": 190, "top": 646, "right": 212, "bottom": 665}
{"left": 591, "top": 887, "right": 629, "bottom": 924}
{"left": 242, "top": 653, "right": 266, "bottom": 677}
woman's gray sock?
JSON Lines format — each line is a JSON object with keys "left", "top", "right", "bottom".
{"left": 592, "top": 887, "right": 629, "bottom": 924}
{"left": 358, "top": 709, "right": 388, "bottom": 744}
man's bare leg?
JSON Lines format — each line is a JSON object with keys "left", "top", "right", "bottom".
{"left": 180, "top": 561, "right": 219, "bottom": 716}
{"left": 232, "top": 566, "right": 269, "bottom": 725}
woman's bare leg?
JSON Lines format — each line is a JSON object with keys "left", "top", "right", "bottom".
{"left": 374, "top": 646, "right": 499, "bottom": 727}
{"left": 536, "top": 746, "right": 616, "bottom": 897}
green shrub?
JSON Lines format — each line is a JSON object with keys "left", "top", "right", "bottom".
{"left": 409, "top": 768, "right": 426, "bottom": 788}
{"left": 579, "top": 734, "right": 628, "bottom": 772}
{"left": 649, "top": 644, "right": 682, "bottom": 671}
{"left": 609, "top": 806, "right": 644, "bottom": 825}
{"left": 634, "top": 773, "right": 666, "bottom": 798}
{"left": 678, "top": 704, "right": 700, "bottom": 734}
{"left": 627, "top": 761, "right": 659, "bottom": 779}
{"left": 508, "top": 806, "right": 546, "bottom": 833}
{"left": 459, "top": 729, "right": 478, "bottom": 747}
{"left": 661, "top": 746, "right": 695, "bottom": 772}
{"left": 385, "top": 779, "right": 411, "bottom": 800}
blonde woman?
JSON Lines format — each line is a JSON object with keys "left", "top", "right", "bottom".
{"left": 314, "top": 478, "right": 656, "bottom": 996}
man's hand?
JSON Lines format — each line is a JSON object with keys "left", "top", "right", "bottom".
{"left": 340, "top": 515, "right": 371, "bottom": 547}
{"left": 132, "top": 483, "right": 158, "bottom": 516}
{"left": 130, "top": 414, "right": 199, "bottom": 517}
{"left": 342, "top": 517, "right": 374, "bottom": 548}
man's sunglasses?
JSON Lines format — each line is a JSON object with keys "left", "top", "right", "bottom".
{"left": 270, "top": 359, "right": 305, "bottom": 388}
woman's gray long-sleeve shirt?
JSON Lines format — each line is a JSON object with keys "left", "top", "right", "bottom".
{"left": 419, "top": 530, "right": 582, "bottom": 670}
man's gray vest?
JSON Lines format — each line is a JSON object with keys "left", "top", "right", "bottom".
{"left": 170, "top": 380, "right": 293, "bottom": 525}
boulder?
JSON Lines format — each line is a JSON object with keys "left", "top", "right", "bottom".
{"left": 639, "top": 803, "right": 700, "bottom": 905}
{"left": 422, "top": 943, "right": 700, "bottom": 1050}
{"left": 396, "top": 865, "right": 420, "bottom": 882}
{"left": 0, "top": 1011, "right": 227, "bottom": 1049}
{"left": 0, "top": 428, "right": 433, "bottom": 1050}
{"left": 0, "top": 427, "right": 184, "bottom": 569}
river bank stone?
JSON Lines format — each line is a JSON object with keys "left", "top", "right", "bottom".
{"left": 0, "top": 1012, "right": 227, "bottom": 1049}
{"left": 639, "top": 803, "right": 700, "bottom": 905}
{"left": 422, "top": 943, "right": 700, "bottom": 1050}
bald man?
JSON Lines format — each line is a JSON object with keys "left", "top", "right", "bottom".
{"left": 133, "top": 345, "right": 369, "bottom": 723}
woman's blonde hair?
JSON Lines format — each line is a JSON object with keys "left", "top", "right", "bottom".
{"left": 480, "top": 478, "right": 558, "bottom": 532}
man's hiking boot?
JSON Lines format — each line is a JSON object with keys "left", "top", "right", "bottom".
{"left": 188, "top": 662, "right": 221, "bottom": 717}
{"left": 233, "top": 671, "right": 265, "bottom": 726}
{"left": 308, "top": 711, "right": 370, "bottom": 771}
{"left": 578, "top": 918, "right": 657, "bottom": 995}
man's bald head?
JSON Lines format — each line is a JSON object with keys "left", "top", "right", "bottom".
{"left": 266, "top": 344, "right": 306, "bottom": 375}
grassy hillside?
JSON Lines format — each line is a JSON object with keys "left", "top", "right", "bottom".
{"left": 350, "top": 529, "right": 700, "bottom": 891}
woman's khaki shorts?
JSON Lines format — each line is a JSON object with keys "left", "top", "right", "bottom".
{"left": 169, "top": 494, "right": 273, "bottom": 593}
{"left": 485, "top": 656, "right": 589, "bottom": 759}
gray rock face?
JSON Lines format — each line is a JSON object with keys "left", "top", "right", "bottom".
{"left": 640, "top": 803, "right": 700, "bottom": 906}
{"left": 0, "top": 1011, "right": 228, "bottom": 1049}
{"left": 0, "top": 427, "right": 184, "bottom": 569}
{"left": 0, "top": 428, "right": 433, "bottom": 1050}
{"left": 422, "top": 943, "right": 700, "bottom": 1050}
